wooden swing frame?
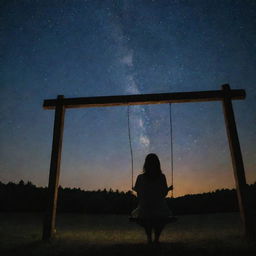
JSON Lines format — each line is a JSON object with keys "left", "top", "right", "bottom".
{"left": 42, "top": 84, "right": 254, "bottom": 240}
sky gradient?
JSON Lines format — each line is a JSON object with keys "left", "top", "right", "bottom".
{"left": 1, "top": 0, "right": 256, "bottom": 197}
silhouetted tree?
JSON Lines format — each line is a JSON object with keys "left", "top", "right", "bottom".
{"left": 0, "top": 180, "right": 255, "bottom": 215}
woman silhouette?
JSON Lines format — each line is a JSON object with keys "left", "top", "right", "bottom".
{"left": 132, "top": 153, "right": 173, "bottom": 244}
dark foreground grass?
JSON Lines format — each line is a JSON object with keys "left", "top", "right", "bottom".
{"left": 0, "top": 212, "right": 255, "bottom": 256}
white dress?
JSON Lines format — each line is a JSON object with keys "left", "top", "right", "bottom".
{"left": 132, "top": 173, "right": 171, "bottom": 219}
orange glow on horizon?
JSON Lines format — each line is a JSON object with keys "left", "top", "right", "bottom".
{"left": 57, "top": 161, "right": 251, "bottom": 197}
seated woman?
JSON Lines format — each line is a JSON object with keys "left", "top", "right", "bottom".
{"left": 132, "top": 153, "right": 173, "bottom": 244}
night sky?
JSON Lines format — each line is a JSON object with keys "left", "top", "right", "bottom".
{"left": 1, "top": 0, "right": 255, "bottom": 197}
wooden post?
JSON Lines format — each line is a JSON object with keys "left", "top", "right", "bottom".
{"left": 42, "top": 95, "right": 65, "bottom": 241}
{"left": 222, "top": 84, "right": 254, "bottom": 239}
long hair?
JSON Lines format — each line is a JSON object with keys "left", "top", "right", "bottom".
{"left": 143, "top": 153, "right": 162, "bottom": 179}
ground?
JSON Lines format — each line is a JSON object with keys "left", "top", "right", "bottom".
{"left": 0, "top": 212, "right": 255, "bottom": 256}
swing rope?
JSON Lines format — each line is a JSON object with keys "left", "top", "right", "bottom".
{"left": 127, "top": 104, "right": 174, "bottom": 197}
{"left": 127, "top": 105, "right": 134, "bottom": 189}
{"left": 169, "top": 103, "right": 174, "bottom": 198}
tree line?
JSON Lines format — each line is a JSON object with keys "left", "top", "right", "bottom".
{"left": 0, "top": 180, "right": 255, "bottom": 215}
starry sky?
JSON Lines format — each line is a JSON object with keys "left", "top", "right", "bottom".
{"left": 1, "top": 0, "right": 256, "bottom": 197}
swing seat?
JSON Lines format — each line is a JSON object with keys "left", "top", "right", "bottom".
{"left": 129, "top": 216, "right": 177, "bottom": 224}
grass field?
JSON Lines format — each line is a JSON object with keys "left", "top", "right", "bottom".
{"left": 0, "top": 212, "right": 255, "bottom": 256}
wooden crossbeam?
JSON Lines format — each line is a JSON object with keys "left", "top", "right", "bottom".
{"left": 43, "top": 88, "right": 245, "bottom": 109}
